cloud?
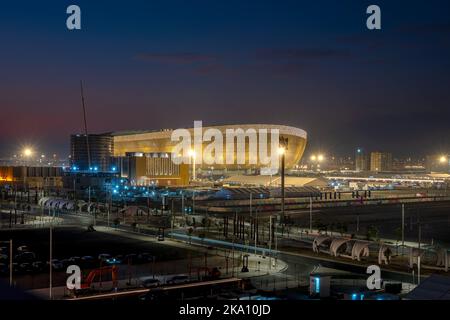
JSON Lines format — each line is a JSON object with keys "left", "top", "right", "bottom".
{"left": 135, "top": 52, "right": 216, "bottom": 64}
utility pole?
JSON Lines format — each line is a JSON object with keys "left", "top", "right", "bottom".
{"left": 279, "top": 137, "right": 288, "bottom": 228}
{"left": 274, "top": 219, "right": 278, "bottom": 268}
{"left": 49, "top": 224, "right": 53, "bottom": 300}
{"left": 108, "top": 190, "right": 112, "bottom": 228}
{"left": 9, "top": 240, "right": 13, "bottom": 287}
{"left": 269, "top": 216, "right": 272, "bottom": 270}
{"left": 418, "top": 255, "right": 421, "bottom": 285}
{"left": 249, "top": 193, "right": 252, "bottom": 218}
{"left": 402, "top": 203, "right": 405, "bottom": 255}
{"left": 171, "top": 199, "right": 174, "bottom": 237}
{"left": 192, "top": 191, "right": 195, "bottom": 215}
{"left": 181, "top": 192, "right": 185, "bottom": 227}
{"left": 254, "top": 208, "right": 258, "bottom": 255}
{"left": 309, "top": 196, "right": 313, "bottom": 233}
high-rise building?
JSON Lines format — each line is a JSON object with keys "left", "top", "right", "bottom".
{"left": 370, "top": 152, "right": 393, "bottom": 172}
{"left": 70, "top": 133, "right": 114, "bottom": 172}
{"left": 355, "top": 148, "right": 369, "bottom": 171}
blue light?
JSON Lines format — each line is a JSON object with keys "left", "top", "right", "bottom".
{"left": 89, "top": 167, "right": 93, "bottom": 171}
{"left": 112, "top": 166, "right": 117, "bottom": 171}
{"left": 351, "top": 293, "right": 357, "bottom": 300}
{"left": 72, "top": 166, "right": 78, "bottom": 171}
{"left": 314, "top": 277, "right": 320, "bottom": 293}
{"left": 94, "top": 166, "right": 98, "bottom": 171}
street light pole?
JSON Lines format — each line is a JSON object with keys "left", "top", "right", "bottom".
{"left": 402, "top": 203, "right": 405, "bottom": 255}
{"left": 181, "top": 192, "right": 185, "bottom": 226}
{"left": 309, "top": 196, "right": 313, "bottom": 233}
{"left": 254, "top": 208, "right": 258, "bottom": 254}
{"left": 192, "top": 190, "right": 196, "bottom": 215}
{"left": 279, "top": 137, "right": 288, "bottom": 226}
{"left": 268, "top": 216, "right": 272, "bottom": 270}
{"left": 49, "top": 224, "right": 53, "bottom": 300}
{"left": 9, "top": 239, "right": 12, "bottom": 287}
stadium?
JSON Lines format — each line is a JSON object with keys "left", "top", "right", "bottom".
{"left": 112, "top": 124, "right": 307, "bottom": 171}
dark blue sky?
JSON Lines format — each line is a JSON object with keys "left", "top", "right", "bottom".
{"left": 1, "top": 0, "right": 449, "bottom": 158}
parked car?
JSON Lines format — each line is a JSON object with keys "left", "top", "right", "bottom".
{"left": 19, "top": 262, "right": 34, "bottom": 273}
{"left": 15, "top": 252, "right": 36, "bottom": 263}
{"left": 105, "top": 257, "right": 122, "bottom": 265}
{"left": 17, "top": 246, "right": 29, "bottom": 253}
{"left": 138, "top": 253, "right": 154, "bottom": 263}
{"left": 141, "top": 278, "right": 161, "bottom": 288}
{"left": 32, "top": 261, "right": 45, "bottom": 273}
{"left": 114, "top": 255, "right": 124, "bottom": 263}
{"left": 48, "top": 259, "right": 64, "bottom": 271}
{"left": 81, "top": 256, "right": 95, "bottom": 268}
{"left": 69, "top": 256, "right": 82, "bottom": 265}
{"left": 98, "top": 253, "right": 112, "bottom": 263}
{"left": 61, "top": 259, "right": 72, "bottom": 268}
{"left": 166, "top": 275, "right": 189, "bottom": 285}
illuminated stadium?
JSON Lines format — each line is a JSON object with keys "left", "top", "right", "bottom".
{"left": 112, "top": 124, "right": 307, "bottom": 171}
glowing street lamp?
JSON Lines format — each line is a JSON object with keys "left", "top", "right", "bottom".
{"left": 439, "top": 155, "right": 447, "bottom": 164}
{"left": 310, "top": 153, "right": 325, "bottom": 171}
{"left": 23, "top": 148, "right": 33, "bottom": 157}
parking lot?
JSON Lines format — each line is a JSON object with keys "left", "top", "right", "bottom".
{"left": 0, "top": 226, "right": 205, "bottom": 290}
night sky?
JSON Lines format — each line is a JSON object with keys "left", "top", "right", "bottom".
{"left": 1, "top": 0, "right": 450, "bottom": 158}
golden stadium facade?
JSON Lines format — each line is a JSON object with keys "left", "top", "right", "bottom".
{"left": 113, "top": 124, "right": 307, "bottom": 170}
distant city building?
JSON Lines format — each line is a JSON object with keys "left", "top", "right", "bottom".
{"left": 425, "top": 154, "right": 450, "bottom": 173}
{"left": 355, "top": 148, "right": 369, "bottom": 171}
{"left": 393, "top": 157, "right": 426, "bottom": 173}
{"left": 0, "top": 166, "right": 63, "bottom": 189}
{"left": 370, "top": 152, "right": 393, "bottom": 172}
{"left": 70, "top": 133, "right": 114, "bottom": 172}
